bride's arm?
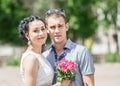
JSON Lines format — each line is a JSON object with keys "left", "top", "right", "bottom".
{"left": 23, "top": 55, "right": 39, "bottom": 86}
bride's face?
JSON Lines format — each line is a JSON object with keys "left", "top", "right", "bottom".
{"left": 26, "top": 20, "right": 47, "bottom": 46}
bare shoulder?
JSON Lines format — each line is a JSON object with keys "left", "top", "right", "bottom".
{"left": 23, "top": 54, "right": 39, "bottom": 71}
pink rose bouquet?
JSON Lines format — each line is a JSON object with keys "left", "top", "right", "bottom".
{"left": 56, "top": 59, "right": 76, "bottom": 82}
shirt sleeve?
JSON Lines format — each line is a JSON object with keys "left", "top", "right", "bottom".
{"left": 78, "top": 47, "right": 95, "bottom": 75}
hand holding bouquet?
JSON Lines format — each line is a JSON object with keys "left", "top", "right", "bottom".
{"left": 56, "top": 59, "right": 76, "bottom": 82}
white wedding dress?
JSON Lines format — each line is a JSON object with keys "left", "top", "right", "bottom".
{"left": 20, "top": 51, "right": 54, "bottom": 86}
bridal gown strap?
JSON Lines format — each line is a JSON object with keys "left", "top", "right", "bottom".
{"left": 20, "top": 51, "right": 54, "bottom": 86}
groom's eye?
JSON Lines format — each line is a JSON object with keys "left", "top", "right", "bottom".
{"left": 58, "top": 25, "right": 63, "bottom": 28}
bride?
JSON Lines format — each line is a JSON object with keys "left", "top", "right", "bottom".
{"left": 18, "top": 15, "right": 70, "bottom": 86}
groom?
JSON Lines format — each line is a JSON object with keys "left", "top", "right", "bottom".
{"left": 43, "top": 8, "right": 95, "bottom": 86}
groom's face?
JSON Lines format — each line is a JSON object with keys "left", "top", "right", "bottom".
{"left": 46, "top": 14, "right": 69, "bottom": 44}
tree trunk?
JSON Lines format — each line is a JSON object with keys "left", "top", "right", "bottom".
{"left": 117, "top": 31, "right": 120, "bottom": 54}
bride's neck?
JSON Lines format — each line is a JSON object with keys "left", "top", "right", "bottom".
{"left": 28, "top": 45, "right": 42, "bottom": 54}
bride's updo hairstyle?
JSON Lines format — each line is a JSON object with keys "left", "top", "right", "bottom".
{"left": 18, "top": 15, "right": 45, "bottom": 43}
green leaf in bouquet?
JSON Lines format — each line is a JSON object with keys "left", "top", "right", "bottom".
{"left": 70, "top": 71, "right": 76, "bottom": 80}
{"left": 57, "top": 77, "right": 63, "bottom": 82}
{"left": 57, "top": 69, "right": 64, "bottom": 77}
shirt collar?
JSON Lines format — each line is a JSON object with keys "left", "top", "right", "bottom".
{"left": 64, "top": 39, "right": 76, "bottom": 50}
{"left": 49, "top": 39, "right": 76, "bottom": 51}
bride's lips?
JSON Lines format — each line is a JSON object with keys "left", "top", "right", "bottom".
{"left": 38, "top": 37, "right": 45, "bottom": 40}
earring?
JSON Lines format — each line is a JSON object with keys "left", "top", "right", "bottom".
{"left": 44, "top": 43, "right": 47, "bottom": 47}
{"left": 27, "top": 40, "right": 31, "bottom": 46}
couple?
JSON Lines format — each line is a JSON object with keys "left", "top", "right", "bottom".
{"left": 18, "top": 8, "right": 95, "bottom": 86}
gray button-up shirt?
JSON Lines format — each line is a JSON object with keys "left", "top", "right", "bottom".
{"left": 42, "top": 39, "right": 95, "bottom": 86}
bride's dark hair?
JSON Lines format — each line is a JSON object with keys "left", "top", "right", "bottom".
{"left": 18, "top": 15, "right": 45, "bottom": 43}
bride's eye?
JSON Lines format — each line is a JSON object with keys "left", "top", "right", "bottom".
{"left": 34, "top": 29, "right": 39, "bottom": 33}
{"left": 41, "top": 27, "right": 46, "bottom": 31}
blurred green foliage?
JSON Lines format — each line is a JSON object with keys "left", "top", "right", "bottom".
{"left": 55, "top": 0, "right": 118, "bottom": 41}
{"left": 97, "top": 0, "right": 118, "bottom": 29}
{"left": 0, "top": 0, "right": 29, "bottom": 45}
{"left": 56, "top": 0, "right": 98, "bottom": 41}
{"left": 7, "top": 56, "right": 20, "bottom": 66}
{"left": 0, "top": 0, "right": 119, "bottom": 46}
{"left": 105, "top": 53, "right": 120, "bottom": 63}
